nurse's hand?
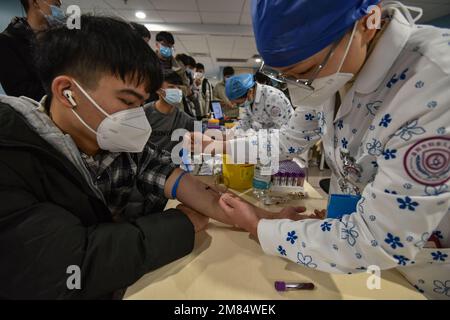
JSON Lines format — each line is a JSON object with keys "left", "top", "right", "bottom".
{"left": 184, "top": 132, "right": 225, "bottom": 155}
{"left": 219, "top": 193, "right": 261, "bottom": 237}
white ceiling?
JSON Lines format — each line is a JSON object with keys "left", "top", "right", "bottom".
{"left": 63, "top": 0, "right": 450, "bottom": 78}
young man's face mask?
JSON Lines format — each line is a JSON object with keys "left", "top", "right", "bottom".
{"left": 163, "top": 88, "right": 183, "bottom": 106}
{"left": 158, "top": 43, "right": 173, "bottom": 58}
{"left": 39, "top": 1, "right": 66, "bottom": 27}
{"left": 71, "top": 79, "right": 152, "bottom": 153}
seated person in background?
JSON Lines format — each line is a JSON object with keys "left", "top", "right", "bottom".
{"left": 0, "top": 15, "right": 302, "bottom": 299}
{"left": 0, "top": 0, "right": 63, "bottom": 100}
{"left": 145, "top": 70, "right": 194, "bottom": 152}
{"left": 213, "top": 66, "right": 239, "bottom": 118}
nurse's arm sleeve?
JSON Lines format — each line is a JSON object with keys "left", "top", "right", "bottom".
{"left": 228, "top": 106, "right": 321, "bottom": 162}
{"left": 257, "top": 101, "right": 449, "bottom": 273}
{"left": 277, "top": 107, "right": 321, "bottom": 160}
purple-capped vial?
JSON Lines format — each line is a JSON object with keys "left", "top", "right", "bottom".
{"left": 280, "top": 172, "right": 287, "bottom": 186}
{"left": 288, "top": 173, "right": 294, "bottom": 186}
{"left": 298, "top": 171, "right": 306, "bottom": 187}
{"left": 272, "top": 173, "right": 280, "bottom": 186}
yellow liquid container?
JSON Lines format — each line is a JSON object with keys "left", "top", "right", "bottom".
{"left": 224, "top": 122, "right": 237, "bottom": 130}
{"left": 222, "top": 154, "right": 254, "bottom": 190}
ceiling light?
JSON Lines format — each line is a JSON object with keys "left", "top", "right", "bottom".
{"left": 255, "top": 58, "right": 262, "bottom": 63}
{"left": 135, "top": 11, "right": 146, "bottom": 19}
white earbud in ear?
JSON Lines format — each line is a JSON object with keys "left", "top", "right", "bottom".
{"left": 63, "top": 90, "right": 77, "bottom": 107}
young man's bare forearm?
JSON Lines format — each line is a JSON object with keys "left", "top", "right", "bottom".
{"left": 164, "top": 169, "right": 234, "bottom": 225}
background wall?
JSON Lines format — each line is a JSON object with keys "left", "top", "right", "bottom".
{"left": 0, "top": 0, "right": 24, "bottom": 95}
{"left": 428, "top": 14, "right": 450, "bottom": 28}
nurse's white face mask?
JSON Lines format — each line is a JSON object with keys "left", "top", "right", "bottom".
{"left": 71, "top": 79, "right": 152, "bottom": 153}
{"left": 288, "top": 2, "right": 423, "bottom": 108}
{"left": 288, "top": 22, "right": 358, "bottom": 107}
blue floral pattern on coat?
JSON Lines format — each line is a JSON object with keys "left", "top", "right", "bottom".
{"left": 286, "top": 231, "right": 298, "bottom": 244}
{"left": 397, "top": 196, "right": 419, "bottom": 211}
{"left": 277, "top": 245, "right": 287, "bottom": 256}
{"left": 385, "top": 233, "right": 404, "bottom": 249}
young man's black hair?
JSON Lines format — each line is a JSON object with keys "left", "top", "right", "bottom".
{"left": 196, "top": 63, "right": 205, "bottom": 71}
{"left": 175, "top": 53, "right": 190, "bottom": 67}
{"left": 130, "top": 22, "right": 151, "bottom": 41}
{"left": 163, "top": 69, "right": 184, "bottom": 86}
{"left": 186, "top": 56, "right": 196, "bottom": 69}
{"left": 155, "top": 31, "right": 175, "bottom": 46}
{"left": 223, "top": 66, "right": 235, "bottom": 78}
{"left": 35, "top": 15, "right": 163, "bottom": 112}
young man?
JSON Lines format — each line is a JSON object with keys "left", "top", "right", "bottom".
{"left": 0, "top": 15, "right": 298, "bottom": 300}
{"left": 194, "top": 63, "right": 213, "bottom": 118}
{"left": 219, "top": 1, "right": 450, "bottom": 299}
{"left": 0, "top": 0, "right": 63, "bottom": 100}
{"left": 213, "top": 66, "right": 238, "bottom": 118}
{"left": 145, "top": 70, "right": 194, "bottom": 152}
{"left": 175, "top": 54, "right": 202, "bottom": 118}
{"left": 155, "top": 31, "right": 177, "bottom": 71}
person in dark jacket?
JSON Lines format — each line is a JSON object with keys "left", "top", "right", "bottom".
{"left": 0, "top": 15, "right": 253, "bottom": 300}
{"left": 0, "top": 0, "right": 63, "bottom": 100}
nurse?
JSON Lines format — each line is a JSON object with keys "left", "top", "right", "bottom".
{"left": 218, "top": 0, "right": 450, "bottom": 299}
{"left": 225, "top": 73, "right": 294, "bottom": 131}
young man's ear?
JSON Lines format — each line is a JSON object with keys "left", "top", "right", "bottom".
{"left": 156, "top": 88, "right": 165, "bottom": 98}
{"left": 359, "top": 4, "right": 381, "bottom": 45}
{"left": 52, "top": 76, "right": 78, "bottom": 109}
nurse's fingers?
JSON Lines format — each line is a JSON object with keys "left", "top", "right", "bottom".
{"left": 313, "top": 209, "right": 327, "bottom": 219}
{"left": 291, "top": 206, "right": 307, "bottom": 213}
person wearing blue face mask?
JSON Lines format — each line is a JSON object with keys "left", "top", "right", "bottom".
{"left": 144, "top": 70, "right": 195, "bottom": 152}
{"left": 155, "top": 31, "right": 176, "bottom": 70}
{"left": 0, "top": 0, "right": 64, "bottom": 101}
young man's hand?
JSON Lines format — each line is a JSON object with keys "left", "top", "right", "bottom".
{"left": 277, "top": 207, "right": 326, "bottom": 220}
{"left": 176, "top": 204, "right": 209, "bottom": 233}
{"left": 313, "top": 209, "right": 327, "bottom": 219}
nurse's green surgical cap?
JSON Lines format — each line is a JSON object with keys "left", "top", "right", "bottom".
{"left": 252, "top": 0, "right": 381, "bottom": 68}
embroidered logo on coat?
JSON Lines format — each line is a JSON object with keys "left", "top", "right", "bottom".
{"left": 404, "top": 137, "right": 450, "bottom": 186}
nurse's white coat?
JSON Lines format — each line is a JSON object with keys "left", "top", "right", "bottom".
{"left": 252, "top": 7, "right": 450, "bottom": 299}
